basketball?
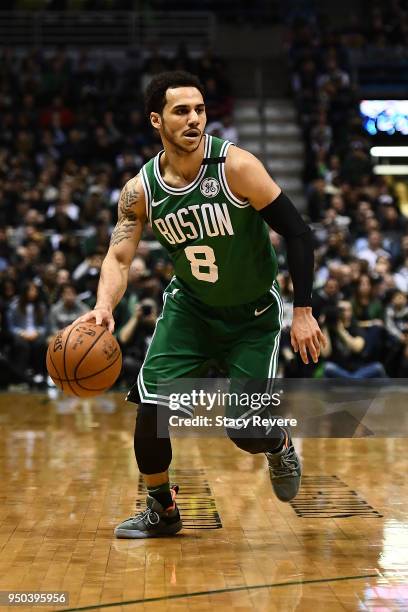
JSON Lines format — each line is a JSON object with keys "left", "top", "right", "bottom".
{"left": 46, "top": 322, "right": 122, "bottom": 397}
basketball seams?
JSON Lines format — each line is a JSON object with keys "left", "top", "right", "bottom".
{"left": 72, "top": 326, "right": 107, "bottom": 380}
{"left": 63, "top": 325, "right": 79, "bottom": 397}
{"left": 47, "top": 350, "right": 121, "bottom": 384}
{"left": 73, "top": 354, "right": 121, "bottom": 392}
{"left": 47, "top": 323, "right": 122, "bottom": 397}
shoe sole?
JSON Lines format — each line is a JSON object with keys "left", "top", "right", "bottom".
{"left": 271, "top": 474, "right": 302, "bottom": 502}
{"left": 114, "top": 520, "right": 183, "bottom": 539}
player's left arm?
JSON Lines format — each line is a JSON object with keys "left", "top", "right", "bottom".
{"left": 226, "top": 146, "right": 326, "bottom": 364}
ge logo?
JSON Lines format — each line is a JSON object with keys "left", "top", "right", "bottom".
{"left": 200, "top": 177, "right": 220, "bottom": 198}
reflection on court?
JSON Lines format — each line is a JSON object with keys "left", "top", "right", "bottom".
{"left": 0, "top": 391, "right": 407, "bottom": 611}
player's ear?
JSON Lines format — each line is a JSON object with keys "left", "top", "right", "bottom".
{"left": 150, "top": 112, "right": 161, "bottom": 130}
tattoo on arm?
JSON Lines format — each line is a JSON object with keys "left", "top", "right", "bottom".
{"left": 110, "top": 219, "right": 137, "bottom": 247}
{"left": 109, "top": 178, "right": 139, "bottom": 247}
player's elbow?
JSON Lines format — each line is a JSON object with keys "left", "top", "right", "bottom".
{"left": 105, "top": 247, "right": 133, "bottom": 273}
{"left": 260, "top": 193, "right": 310, "bottom": 238}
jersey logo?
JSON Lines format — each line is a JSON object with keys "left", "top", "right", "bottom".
{"left": 152, "top": 195, "right": 170, "bottom": 207}
{"left": 254, "top": 303, "right": 273, "bottom": 317}
{"left": 200, "top": 177, "right": 220, "bottom": 198}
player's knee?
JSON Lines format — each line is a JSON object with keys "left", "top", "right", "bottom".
{"left": 226, "top": 420, "right": 284, "bottom": 454}
{"left": 134, "top": 402, "right": 158, "bottom": 438}
{"left": 226, "top": 430, "right": 266, "bottom": 454}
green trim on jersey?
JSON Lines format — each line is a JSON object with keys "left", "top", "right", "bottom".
{"left": 140, "top": 134, "right": 278, "bottom": 306}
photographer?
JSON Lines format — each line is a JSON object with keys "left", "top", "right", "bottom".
{"left": 322, "top": 300, "right": 386, "bottom": 378}
{"left": 118, "top": 298, "right": 158, "bottom": 386}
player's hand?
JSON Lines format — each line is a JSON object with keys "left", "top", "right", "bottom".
{"left": 336, "top": 320, "right": 345, "bottom": 333}
{"left": 72, "top": 307, "right": 115, "bottom": 334}
{"left": 291, "top": 307, "right": 326, "bottom": 365}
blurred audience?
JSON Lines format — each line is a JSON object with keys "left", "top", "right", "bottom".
{"left": 0, "top": 46, "right": 234, "bottom": 389}
{"left": 0, "top": 27, "right": 407, "bottom": 387}
{"left": 118, "top": 298, "right": 159, "bottom": 387}
{"left": 7, "top": 281, "right": 48, "bottom": 384}
{"left": 321, "top": 300, "right": 387, "bottom": 379}
{"left": 285, "top": 7, "right": 407, "bottom": 379}
{"left": 48, "top": 283, "right": 89, "bottom": 339}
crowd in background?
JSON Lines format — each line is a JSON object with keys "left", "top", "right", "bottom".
{"left": 2, "top": 0, "right": 279, "bottom": 23}
{"left": 286, "top": 3, "right": 408, "bottom": 378}
{"left": 1, "top": 4, "right": 408, "bottom": 389}
{"left": 0, "top": 46, "right": 233, "bottom": 388}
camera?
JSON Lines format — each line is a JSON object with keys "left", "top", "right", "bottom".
{"left": 141, "top": 304, "right": 152, "bottom": 316}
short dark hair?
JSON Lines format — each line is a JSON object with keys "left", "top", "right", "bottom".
{"left": 61, "top": 282, "right": 77, "bottom": 294}
{"left": 144, "top": 71, "right": 205, "bottom": 116}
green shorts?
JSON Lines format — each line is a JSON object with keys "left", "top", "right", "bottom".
{"left": 126, "top": 278, "right": 283, "bottom": 408}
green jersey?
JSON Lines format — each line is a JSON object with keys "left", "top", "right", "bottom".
{"left": 140, "top": 134, "right": 278, "bottom": 306}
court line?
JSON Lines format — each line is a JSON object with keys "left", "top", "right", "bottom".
{"left": 58, "top": 572, "right": 379, "bottom": 611}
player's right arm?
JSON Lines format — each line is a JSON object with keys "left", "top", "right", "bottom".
{"left": 74, "top": 175, "right": 147, "bottom": 332}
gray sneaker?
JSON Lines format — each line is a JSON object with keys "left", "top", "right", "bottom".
{"left": 114, "top": 485, "right": 182, "bottom": 538}
{"left": 266, "top": 430, "right": 301, "bottom": 502}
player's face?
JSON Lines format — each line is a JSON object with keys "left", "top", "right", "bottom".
{"left": 152, "top": 87, "right": 206, "bottom": 153}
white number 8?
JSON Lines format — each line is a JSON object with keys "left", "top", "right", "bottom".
{"left": 184, "top": 245, "right": 218, "bottom": 283}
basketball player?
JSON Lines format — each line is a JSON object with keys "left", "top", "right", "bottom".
{"left": 74, "top": 71, "right": 325, "bottom": 538}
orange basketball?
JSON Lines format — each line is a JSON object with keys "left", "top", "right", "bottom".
{"left": 46, "top": 322, "right": 122, "bottom": 397}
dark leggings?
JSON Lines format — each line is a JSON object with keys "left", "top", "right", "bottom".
{"left": 11, "top": 334, "right": 47, "bottom": 374}
{"left": 134, "top": 403, "right": 284, "bottom": 474}
{"left": 134, "top": 403, "right": 173, "bottom": 474}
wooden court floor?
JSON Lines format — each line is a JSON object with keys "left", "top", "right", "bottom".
{"left": 0, "top": 391, "right": 407, "bottom": 612}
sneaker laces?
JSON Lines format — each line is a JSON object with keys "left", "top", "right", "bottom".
{"left": 128, "top": 506, "right": 161, "bottom": 526}
{"left": 268, "top": 445, "right": 299, "bottom": 479}
{"left": 129, "top": 484, "right": 179, "bottom": 525}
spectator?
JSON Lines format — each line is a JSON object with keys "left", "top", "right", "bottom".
{"left": 394, "top": 254, "right": 408, "bottom": 293}
{"left": 0, "top": 40, "right": 406, "bottom": 386}
{"left": 0, "top": 278, "right": 17, "bottom": 308}
{"left": 0, "top": 227, "right": 12, "bottom": 271}
{"left": 207, "top": 115, "right": 239, "bottom": 143}
{"left": 287, "top": 8, "right": 407, "bottom": 378}
{"left": 317, "top": 58, "right": 350, "bottom": 90}
{"left": 203, "top": 78, "right": 232, "bottom": 121}
{"left": 7, "top": 281, "right": 48, "bottom": 384}
{"left": 385, "top": 290, "right": 408, "bottom": 344}
{"left": 56, "top": 268, "right": 71, "bottom": 287}
{"left": 351, "top": 274, "right": 384, "bottom": 327}
{"left": 48, "top": 283, "right": 89, "bottom": 339}
{"left": 341, "top": 143, "right": 372, "bottom": 187}
{"left": 40, "top": 96, "right": 75, "bottom": 130}
{"left": 312, "top": 277, "right": 341, "bottom": 322}
{"left": 118, "top": 298, "right": 158, "bottom": 386}
{"left": 355, "top": 230, "right": 390, "bottom": 270}
{"left": 394, "top": 325, "right": 408, "bottom": 377}
{"left": 393, "top": 234, "right": 408, "bottom": 286}
{"left": 321, "top": 301, "right": 387, "bottom": 378}
{"left": 310, "top": 110, "right": 333, "bottom": 155}
{"left": 219, "top": 115, "right": 239, "bottom": 143}
{"left": 0, "top": 306, "right": 32, "bottom": 389}
{"left": 374, "top": 255, "right": 396, "bottom": 296}
{"left": 41, "top": 263, "right": 59, "bottom": 306}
